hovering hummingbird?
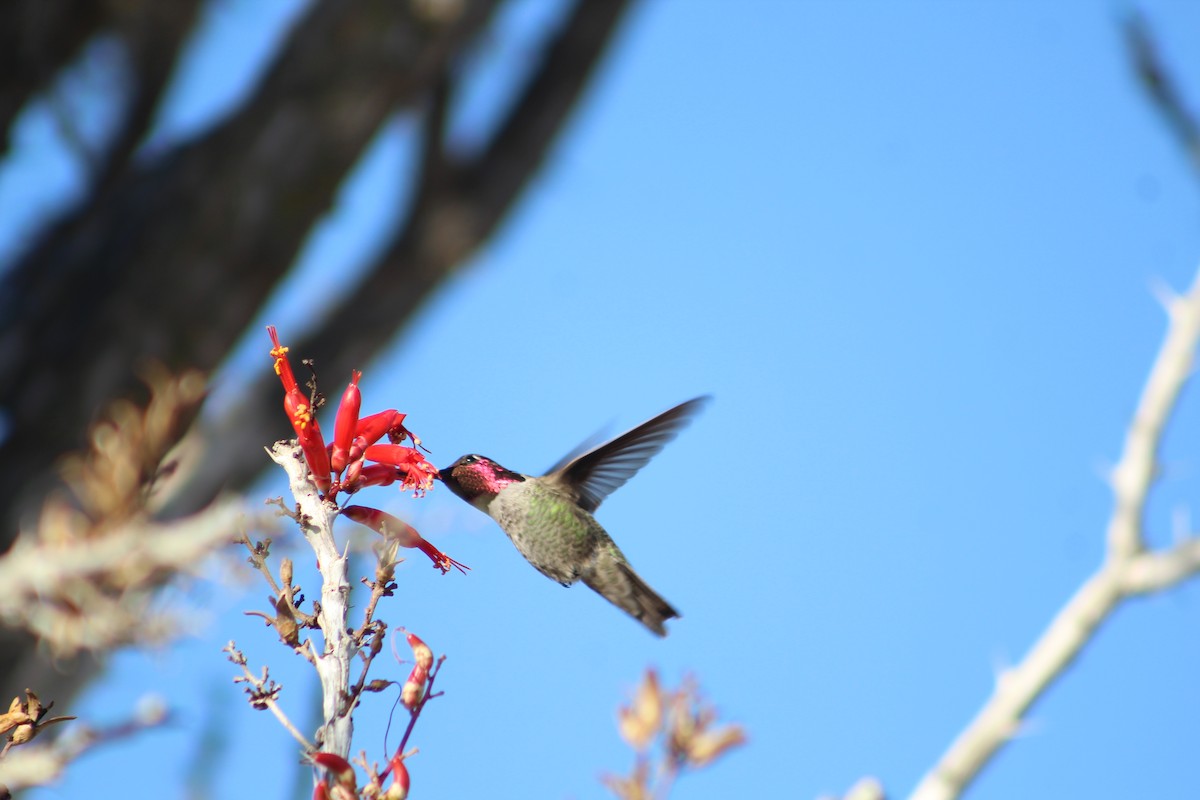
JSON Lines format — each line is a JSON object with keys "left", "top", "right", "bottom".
{"left": 438, "top": 396, "right": 711, "bottom": 637}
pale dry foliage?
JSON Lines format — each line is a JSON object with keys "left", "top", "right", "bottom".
{"left": 606, "top": 669, "right": 746, "bottom": 800}
{"left": 0, "top": 367, "right": 244, "bottom": 655}
{"left": 0, "top": 368, "right": 250, "bottom": 793}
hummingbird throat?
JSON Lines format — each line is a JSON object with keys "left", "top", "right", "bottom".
{"left": 462, "top": 460, "right": 524, "bottom": 495}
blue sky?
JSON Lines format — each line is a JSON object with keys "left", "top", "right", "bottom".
{"left": 9, "top": 1, "right": 1200, "bottom": 798}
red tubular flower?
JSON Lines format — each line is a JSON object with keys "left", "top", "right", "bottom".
{"left": 363, "top": 444, "right": 438, "bottom": 495}
{"left": 268, "top": 326, "right": 300, "bottom": 392}
{"left": 355, "top": 409, "right": 403, "bottom": 449}
{"left": 342, "top": 462, "right": 434, "bottom": 497}
{"left": 342, "top": 505, "right": 468, "bottom": 574}
{"left": 363, "top": 444, "right": 426, "bottom": 467}
{"left": 383, "top": 756, "right": 410, "bottom": 800}
{"left": 401, "top": 462, "right": 438, "bottom": 495}
{"left": 283, "top": 389, "right": 332, "bottom": 493}
{"left": 359, "top": 409, "right": 420, "bottom": 447}
{"left": 340, "top": 463, "right": 400, "bottom": 495}
{"left": 268, "top": 327, "right": 331, "bottom": 493}
{"left": 340, "top": 410, "right": 403, "bottom": 487}
{"left": 347, "top": 414, "right": 434, "bottom": 494}
{"left": 330, "top": 370, "right": 362, "bottom": 475}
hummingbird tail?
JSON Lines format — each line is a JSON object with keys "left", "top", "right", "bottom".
{"left": 589, "top": 563, "right": 680, "bottom": 637}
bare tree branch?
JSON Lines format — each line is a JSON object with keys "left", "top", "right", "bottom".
{"left": 1125, "top": 12, "right": 1200, "bottom": 174}
{"left": 225, "top": 643, "right": 315, "bottom": 752}
{"left": 91, "top": 3, "right": 205, "bottom": 195}
{"left": 0, "top": 0, "right": 108, "bottom": 155}
{"left": 907, "top": 268, "right": 1200, "bottom": 800}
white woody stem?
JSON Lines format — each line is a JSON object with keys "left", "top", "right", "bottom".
{"left": 909, "top": 268, "right": 1200, "bottom": 800}
{"left": 267, "top": 441, "right": 355, "bottom": 758}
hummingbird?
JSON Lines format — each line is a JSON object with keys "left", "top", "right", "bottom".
{"left": 438, "top": 396, "right": 711, "bottom": 637}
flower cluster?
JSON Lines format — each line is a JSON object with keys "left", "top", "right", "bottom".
{"left": 606, "top": 670, "right": 745, "bottom": 799}
{"left": 267, "top": 326, "right": 466, "bottom": 574}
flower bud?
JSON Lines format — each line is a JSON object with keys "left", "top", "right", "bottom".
{"left": 354, "top": 409, "right": 403, "bottom": 450}
{"left": 268, "top": 327, "right": 331, "bottom": 492}
{"left": 383, "top": 756, "right": 410, "bottom": 800}
{"left": 403, "top": 629, "right": 434, "bottom": 671}
{"left": 401, "top": 664, "right": 428, "bottom": 709}
{"left": 330, "top": 371, "right": 362, "bottom": 474}
{"left": 310, "top": 752, "right": 356, "bottom": 790}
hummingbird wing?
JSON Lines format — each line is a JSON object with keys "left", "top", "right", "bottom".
{"left": 547, "top": 396, "right": 711, "bottom": 512}
{"left": 543, "top": 426, "right": 612, "bottom": 477}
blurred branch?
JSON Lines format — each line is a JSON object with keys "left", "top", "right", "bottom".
{"left": 907, "top": 268, "right": 1200, "bottom": 800}
{"left": 0, "top": 695, "right": 167, "bottom": 793}
{"left": 27, "top": 3, "right": 203, "bottom": 184}
{"left": 0, "top": 0, "right": 107, "bottom": 155}
{"left": 0, "top": 499, "right": 244, "bottom": 654}
{"left": 1125, "top": 12, "right": 1200, "bottom": 174}
{"left": 168, "top": 0, "right": 635, "bottom": 519}
{"left": 290, "top": 0, "right": 636, "bottom": 376}
{"left": 92, "top": 2, "right": 204, "bottom": 194}
{"left": 0, "top": 368, "right": 248, "bottom": 656}
{"left": 820, "top": 779, "right": 886, "bottom": 800}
